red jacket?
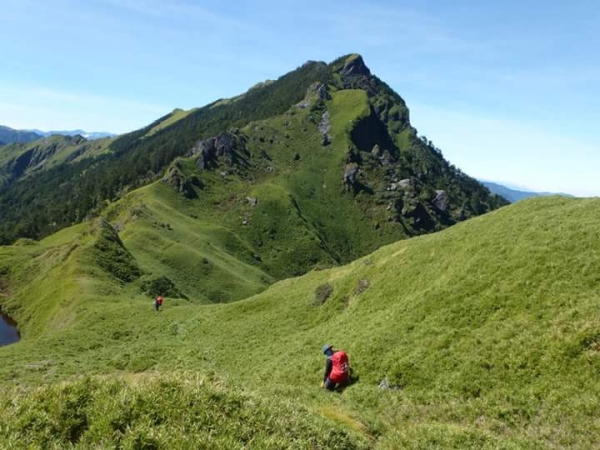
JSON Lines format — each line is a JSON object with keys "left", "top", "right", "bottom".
{"left": 328, "top": 351, "right": 349, "bottom": 383}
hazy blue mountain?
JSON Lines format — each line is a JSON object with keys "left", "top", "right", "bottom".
{"left": 482, "top": 181, "right": 574, "bottom": 203}
{"left": 0, "top": 125, "right": 42, "bottom": 144}
{"left": 30, "top": 129, "right": 116, "bottom": 140}
{"left": 2, "top": 125, "right": 115, "bottom": 143}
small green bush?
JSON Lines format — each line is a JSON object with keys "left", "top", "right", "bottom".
{"left": 315, "top": 282, "right": 334, "bottom": 305}
{"left": 354, "top": 279, "right": 370, "bottom": 296}
{"left": 140, "top": 276, "right": 186, "bottom": 299}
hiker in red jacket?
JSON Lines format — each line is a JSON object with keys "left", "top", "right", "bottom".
{"left": 321, "top": 344, "right": 350, "bottom": 391}
{"left": 154, "top": 296, "right": 164, "bottom": 312}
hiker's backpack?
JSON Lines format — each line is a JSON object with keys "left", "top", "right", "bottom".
{"left": 330, "top": 351, "right": 349, "bottom": 383}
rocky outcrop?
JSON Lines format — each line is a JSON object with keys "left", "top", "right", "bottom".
{"left": 306, "top": 82, "right": 331, "bottom": 101}
{"left": 338, "top": 54, "right": 377, "bottom": 95}
{"left": 297, "top": 82, "right": 332, "bottom": 108}
{"left": 343, "top": 164, "right": 359, "bottom": 191}
{"left": 398, "top": 179, "right": 412, "bottom": 190}
{"left": 162, "top": 164, "right": 203, "bottom": 199}
{"left": 431, "top": 190, "right": 449, "bottom": 212}
{"left": 189, "top": 131, "right": 250, "bottom": 170}
{"left": 340, "top": 54, "right": 371, "bottom": 78}
{"left": 319, "top": 111, "right": 332, "bottom": 146}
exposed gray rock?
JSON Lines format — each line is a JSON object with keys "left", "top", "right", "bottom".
{"left": 298, "top": 82, "right": 332, "bottom": 109}
{"left": 319, "top": 111, "right": 332, "bottom": 146}
{"left": 162, "top": 166, "right": 202, "bottom": 199}
{"left": 340, "top": 55, "right": 371, "bottom": 78}
{"left": 339, "top": 54, "right": 377, "bottom": 95}
{"left": 378, "top": 377, "right": 402, "bottom": 390}
{"left": 343, "top": 164, "right": 359, "bottom": 190}
{"left": 306, "top": 82, "right": 332, "bottom": 101}
{"left": 190, "top": 131, "right": 249, "bottom": 170}
{"left": 246, "top": 196, "right": 258, "bottom": 207}
{"left": 371, "top": 144, "right": 381, "bottom": 157}
{"left": 398, "top": 179, "right": 412, "bottom": 189}
{"left": 432, "top": 190, "right": 449, "bottom": 212}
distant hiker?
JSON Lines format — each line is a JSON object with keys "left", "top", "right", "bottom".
{"left": 154, "top": 296, "right": 164, "bottom": 312}
{"left": 321, "top": 344, "right": 350, "bottom": 391}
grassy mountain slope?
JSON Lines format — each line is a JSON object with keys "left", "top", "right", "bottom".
{"left": 1, "top": 196, "right": 599, "bottom": 448}
{"left": 0, "top": 61, "right": 503, "bottom": 304}
{"left": 144, "top": 108, "right": 198, "bottom": 138}
{"left": 0, "top": 134, "right": 113, "bottom": 187}
{"left": 88, "top": 82, "right": 502, "bottom": 303}
{"left": 105, "top": 183, "right": 274, "bottom": 303}
{"left": 0, "top": 55, "right": 504, "bottom": 246}
{"left": 0, "top": 60, "right": 334, "bottom": 243}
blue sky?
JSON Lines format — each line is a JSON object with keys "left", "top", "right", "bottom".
{"left": 1, "top": 0, "right": 599, "bottom": 195}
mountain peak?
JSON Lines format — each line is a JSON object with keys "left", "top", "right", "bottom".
{"left": 340, "top": 53, "right": 371, "bottom": 77}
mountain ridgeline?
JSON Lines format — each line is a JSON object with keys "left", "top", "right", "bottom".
{"left": 482, "top": 181, "right": 574, "bottom": 203}
{"left": 0, "top": 125, "right": 42, "bottom": 145}
{"left": 0, "top": 55, "right": 504, "bottom": 245}
{"left": 0, "top": 134, "right": 113, "bottom": 188}
{"left": 0, "top": 55, "right": 506, "bottom": 301}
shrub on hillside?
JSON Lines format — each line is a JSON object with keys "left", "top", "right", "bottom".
{"left": 91, "top": 221, "right": 142, "bottom": 283}
{"left": 315, "top": 282, "right": 334, "bottom": 305}
{"left": 140, "top": 276, "right": 187, "bottom": 299}
{"left": 354, "top": 279, "right": 370, "bottom": 296}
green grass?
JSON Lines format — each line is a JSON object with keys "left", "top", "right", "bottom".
{"left": 144, "top": 108, "right": 198, "bottom": 138}
{"left": 1, "top": 196, "right": 600, "bottom": 447}
{"left": 0, "top": 374, "right": 368, "bottom": 449}
{"left": 106, "top": 183, "right": 273, "bottom": 303}
{"left": 0, "top": 135, "right": 113, "bottom": 185}
{"left": 90, "top": 88, "right": 416, "bottom": 303}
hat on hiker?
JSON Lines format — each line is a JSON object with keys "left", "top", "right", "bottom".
{"left": 322, "top": 344, "right": 333, "bottom": 354}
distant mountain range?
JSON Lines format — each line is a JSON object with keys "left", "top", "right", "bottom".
{"left": 29, "top": 129, "right": 115, "bottom": 140}
{"left": 482, "top": 181, "right": 574, "bottom": 203}
{"left": 0, "top": 125, "right": 43, "bottom": 145}
{"left": 0, "top": 125, "right": 115, "bottom": 145}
